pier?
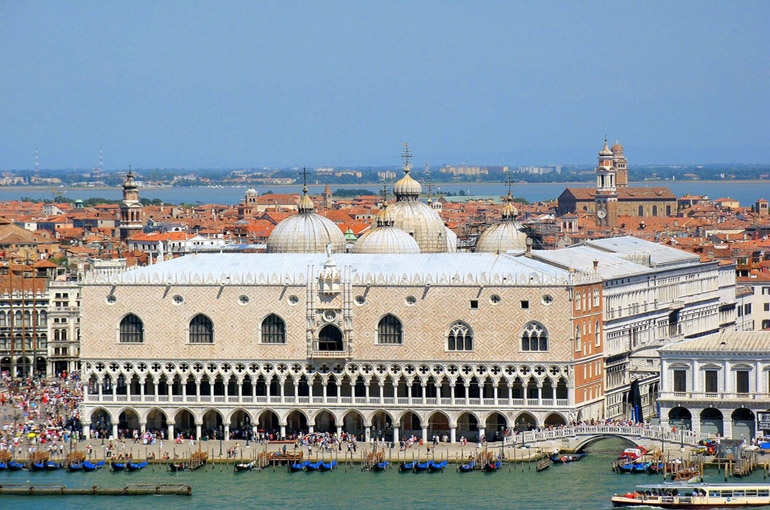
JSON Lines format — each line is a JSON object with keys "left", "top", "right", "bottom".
{"left": 0, "top": 483, "right": 192, "bottom": 496}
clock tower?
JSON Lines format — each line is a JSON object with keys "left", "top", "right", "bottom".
{"left": 595, "top": 138, "right": 618, "bottom": 228}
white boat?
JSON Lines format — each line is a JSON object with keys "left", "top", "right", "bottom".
{"left": 611, "top": 483, "right": 770, "bottom": 508}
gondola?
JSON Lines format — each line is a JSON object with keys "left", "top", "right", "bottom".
{"left": 305, "top": 461, "right": 322, "bottom": 472}
{"left": 83, "top": 460, "right": 105, "bottom": 471}
{"left": 482, "top": 460, "right": 502, "bottom": 472}
{"left": 126, "top": 461, "right": 148, "bottom": 471}
{"left": 289, "top": 460, "right": 309, "bottom": 472}
{"left": 413, "top": 461, "right": 429, "bottom": 472}
{"left": 550, "top": 453, "right": 587, "bottom": 463}
{"left": 458, "top": 460, "right": 475, "bottom": 473}
{"left": 8, "top": 460, "right": 25, "bottom": 471}
{"left": 632, "top": 461, "right": 650, "bottom": 473}
{"left": 399, "top": 461, "right": 415, "bottom": 473}
{"left": 169, "top": 462, "right": 188, "bottom": 472}
{"left": 111, "top": 461, "right": 126, "bottom": 471}
{"left": 45, "top": 461, "right": 63, "bottom": 471}
{"left": 234, "top": 460, "right": 257, "bottom": 472}
{"left": 427, "top": 460, "right": 447, "bottom": 472}
{"left": 319, "top": 460, "right": 337, "bottom": 471}
{"left": 370, "top": 461, "right": 388, "bottom": 472}
{"left": 0, "top": 461, "right": 7, "bottom": 471}
{"left": 67, "top": 462, "right": 84, "bottom": 472}
{"left": 647, "top": 461, "right": 664, "bottom": 474}
{"left": 31, "top": 461, "right": 47, "bottom": 471}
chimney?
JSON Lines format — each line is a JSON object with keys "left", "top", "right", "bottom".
{"left": 593, "top": 260, "right": 599, "bottom": 271}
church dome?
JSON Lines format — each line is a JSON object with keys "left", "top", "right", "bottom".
{"left": 266, "top": 186, "right": 345, "bottom": 253}
{"left": 599, "top": 138, "right": 613, "bottom": 157}
{"left": 444, "top": 226, "right": 458, "bottom": 252}
{"left": 392, "top": 168, "right": 422, "bottom": 198}
{"left": 352, "top": 225, "right": 420, "bottom": 254}
{"left": 246, "top": 188, "right": 258, "bottom": 196}
{"left": 475, "top": 191, "right": 527, "bottom": 254}
{"left": 611, "top": 141, "right": 624, "bottom": 155}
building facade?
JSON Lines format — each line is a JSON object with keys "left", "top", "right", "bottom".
{"left": 80, "top": 252, "right": 603, "bottom": 442}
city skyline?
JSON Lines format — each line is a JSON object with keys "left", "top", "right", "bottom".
{"left": 1, "top": 1, "right": 768, "bottom": 170}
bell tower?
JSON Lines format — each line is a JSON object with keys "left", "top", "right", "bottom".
{"left": 119, "top": 168, "right": 143, "bottom": 240}
{"left": 595, "top": 139, "right": 618, "bottom": 228}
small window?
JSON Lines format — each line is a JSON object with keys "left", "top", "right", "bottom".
{"left": 173, "top": 295, "right": 184, "bottom": 305}
{"left": 520, "top": 300, "right": 529, "bottom": 309}
{"left": 406, "top": 296, "right": 417, "bottom": 306}
{"left": 490, "top": 295, "right": 501, "bottom": 305}
{"left": 470, "top": 300, "right": 478, "bottom": 309}
{"left": 354, "top": 296, "right": 366, "bottom": 306}
{"left": 106, "top": 295, "right": 117, "bottom": 305}
{"left": 542, "top": 295, "right": 553, "bottom": 305}
{"left": 287, "top": 295, "right": 299, "bottom": 305}
{"left": 238, "top": 295, "right": 249, "bottom": 305}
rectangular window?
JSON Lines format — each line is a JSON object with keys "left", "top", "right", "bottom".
{"left": 469, "top": 300, "right": 478, "bottom": 309}
{"left": 705, "top": 370, "right": 718, "bottom": 393}
{"left": 736, "top": 370, "right": 750, "bottom": 394}
{"left": 520, "top": 300, "right": 529, "bottom": 309}
{"left": 673, "top": 369, "right": 686, "bottom": 392}
{"left": 764, "top": 303, "right": 770, "bottom": 312}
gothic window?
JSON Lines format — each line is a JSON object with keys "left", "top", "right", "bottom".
{"left": 521, "top": 321, "right": 548, "bottom": 352}
{"left": 189, "top": 314, "right": 214, "bottom": 344}
{"left": 261, "top": 314, "right": 286, "bottom": 344}
{"left": 119, "top": 314, "right": 144, "bottom": 343}
{"left": 447, "top": 321, "right": 473, "bottom": 351}
{"left": 377, "top": 314, "right": 402, "bottom": 345}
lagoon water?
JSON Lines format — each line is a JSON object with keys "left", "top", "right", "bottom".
{"left": 2, "top": 438, "right": 769, "bottom": 510}
{"left": 0, "top": 181, "right": 766, "bottom": 207}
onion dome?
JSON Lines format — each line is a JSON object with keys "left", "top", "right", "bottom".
{"left": 475, "top": 191, "right": 527, "bottom": 254}
{"left": 393, "top": 165, "right": 422, "bottom": 199}
{"left": 123, "top": 169, "right": 138, "bottom": 190}
{"left": 599, "top": 138, "right": 613, "bottom": 157}
{"left": 266, "top": 185, "right": 345, "bottom": 253}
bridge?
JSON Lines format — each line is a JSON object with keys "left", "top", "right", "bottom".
{"left": 504, "top": 424, "right": 704, "bottom": 452}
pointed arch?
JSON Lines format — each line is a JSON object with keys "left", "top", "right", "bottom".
{"left": 447, "top": 320, "right": 473, "bottom": 351}
{"left": 189, "top": 314, "right": 214, "bottom": 343}
{"left": 261, "top": 314, "right": 286, "bottom": 344}
{"left": 119, "top": 313, "right": 144, "bottom": 343}
{"left": 377, "top": 314, "right": 403, "bottom": 345}
{"left": 521, "top": 321, "right": 548, "bottom": 352}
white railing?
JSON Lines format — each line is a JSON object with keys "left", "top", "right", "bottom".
{"left": 397, "top": 398, "right": 409, "bottom": 405}
{"left": 510, "top": 424, "right": 702, "bottom": 447}
{"left": 256, "top": 396, "right": 267, "bottom": 403}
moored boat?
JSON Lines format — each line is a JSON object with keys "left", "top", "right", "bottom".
{"left": 289, "top": 460, "right": 309, "bottom": 472}
{"left": 458, "top": 460, "right": 475, "bottom": 473}
{"left": 483, "top": 460, "right": 502, "bottom": 472}
{"left": 169, "top": 462, "right": 188, "bottom": 472}
{"left": 304, "top": 461, "right": 322, "bottom": 472}
{"left": 551, "top": 453, "right": 587, "bottom": 463}
{"left": 413, "top": 461, "right": 429, "bottom": 472}
{"left": 30, "top": 461, "right": 46, "bottom": 471}
{"left": 111, "top": 461, "right": 126, "bottom": 471}
{"left": 399, "top": 461, "right": 415, "bottom": 473}
{"left": 0, "top": 461, "right": 7, "bottom": 471}
{"left": 611, "top": 482, "right": 770, "bottom": 508}
{"left": 320, "top": 460, "right": 337, "bottom": 471}
{"left": 67, "top": 462, "right": 84, "bottom": 472}
{"left": 7, "top": 460, "right": 24, "bottom": 471}
{"left": 45, "top": 461, "right": 63, "bottom": 471}
{"left": 234, "top": 460, "right": 258, "bottom": 472}
{"left": 427, "top": 460, "right": 447, "bottom": 473}
{"left": 83, "top": 460, "right": 105, "bottom": 471}
{"left": 370, "top": 461, "right": 387, "bottom": 472}
{"left": 126, "top": 461, "right": 148, "bottom": 471}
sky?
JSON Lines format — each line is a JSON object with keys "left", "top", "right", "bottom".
{"left": 1, "top": 1, "right": 768, "bottom": 170}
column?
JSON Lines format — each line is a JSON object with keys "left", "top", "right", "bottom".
{"left": 195, "top": 423, "right": 202, "bottom": 440}
{"left": 493, "top": 385, "right": 499, "bottom": 406}
{"left": 280, "top": 380, "right": 285, "bottom": 403}
{"left": 464, "top": 384, "right": 470, "bottom": 406}
{"left": 336, "top": 425, "right": 342, "bottom": 439}
{"left": 140, "top": 422, "right": 146, "bottom": 434}
{"left": 98, "top": 379, "right": 103, "bottom": 400}
{"left": 111, "top": 423, "right": 118, "bottom": 439}
{"left": 450, "top": 426, "right": 457, "bottom": 443}
{"left": 308, "top": 424, "right": 314, "bottom": 434}
{"left": 83, "top": 424, "right": 91, "bottom": 439}
{"left": 139, "top": 379, "right": 145, "bottom": 401}
{"left": 393, "top": 426, "right": 400, "bottom": 445}
{"left": 167, "top": 423, "right": 175, "bottom": 441}
{"left": 365, "top": 426, "right": 371, "bottom": 443}
{"left": 478, "top": 427, "right": 485, "bottom": 442}
{"left": 421, "top": 426, "right": 428, "bottom": 441}
{"left": 224, "top": 423, "right": 230, "bottom": 439}
{"left": 538, "top": 385, "right": 542, "bottom": 406}
{"left": 508, "top": 383, "right": 513, "bottom": 406}
{"left": 154, "top": 382, "right": 159, "bottom": 400}
{"left": 294, "top": 383, "right": 299, "bottom": 403}
{"left": 379, "top": 383, "right": 385, "bottom": 405}
{"left": 322, "top": 381, "right": 328, "bottom": 404}
{"left": 421, "top": 384, "right": 427, "bottom": 405}
{"left": 450, "top": 384, "right": 456, "bottom": 406}
{"left": 407, "top": 384, "right": 412, "bottom": 405}
{"left": 365, "top": 383, "right": 370, "bottom": 404}
{"left": 280, "top": 424, "right": 286, "bottom": 440}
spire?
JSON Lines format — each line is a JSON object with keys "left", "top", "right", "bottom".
{"left": 298, "top": 167, "right": 314, "bottom": 214}
{"left": 502, "top": 172, "right": 518, "bottom": 220}
{"left": 401, "top": 142, "right": 413, "bottom": 174}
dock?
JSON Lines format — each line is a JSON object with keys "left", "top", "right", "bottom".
{"left": 0, "top": 483, "right": 192, "bottom": 496}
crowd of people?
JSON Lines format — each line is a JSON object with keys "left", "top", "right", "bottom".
{"left": 0, "top": 373, "right": 84, "bottom": 459}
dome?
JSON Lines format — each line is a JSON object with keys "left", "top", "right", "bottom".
{"left": 475, "top": 191, "right": 527, "bottom": 253}
{"left": 352, "top": 225, "right": 420, "bottom": 254}
{"left": 245, "top": 188, "right": 258, "bottom": 196}
{"left": 475, "top": 222, "right": 528, "bottom": 254}
{"left": 444, "top": 227, "right": 458, "bottom": 252}
{"left": 611, "top": 141, "right": 624, "bottom": 155}
{"left": 386, "top": 200, "right": 447, "bottom": 253}
{"left": 393, "top": 168, "right": 422, "bottom": 198}
{"left": 266, "top": 187, "right": 345, "bottom": 253}
{"left": 599, "top": 139, "right": 613, "bottom": 157}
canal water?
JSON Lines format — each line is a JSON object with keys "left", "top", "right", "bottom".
{"left": 2, "top": 438, "right": 769, "bottom": 509}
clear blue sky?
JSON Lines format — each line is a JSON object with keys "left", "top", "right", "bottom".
{"left": 1, "top": 1, "right": 768, "bottom": 170}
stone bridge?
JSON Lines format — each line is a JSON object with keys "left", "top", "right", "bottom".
{"left": 506, "top": 425, "right": 704, "bottom": 452}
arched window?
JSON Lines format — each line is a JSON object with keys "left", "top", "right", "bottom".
{"left": 575, "top": 326, "right": 581, "bottom": 352}
{"left": 189, "top": 314, "right": 214, "bottom": 343}
{"left": 119, "top": 314, "right": 144, "bottom": 343}
{"left": 595, "top": 320, "right": 601, "bottom": 346}
{"left": 377, "top": 314, "right": 402, "bottom": 344}
{"left": 666, "top": 205, "right": 672, "bottom": 216}
{"left": 261, "top": 314, "right": 286, "bottom": 344}
{"left": 638, "top": 206, "right": 644, "bottom": 217}
{"left": 521, "top": 322, "right": 548, "bottom": 352}
{"left": 652, "top": 205, "right": 658, "bottom": 216}
{"left": 447, "top": 321, "right": 473, "bottom": 351}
